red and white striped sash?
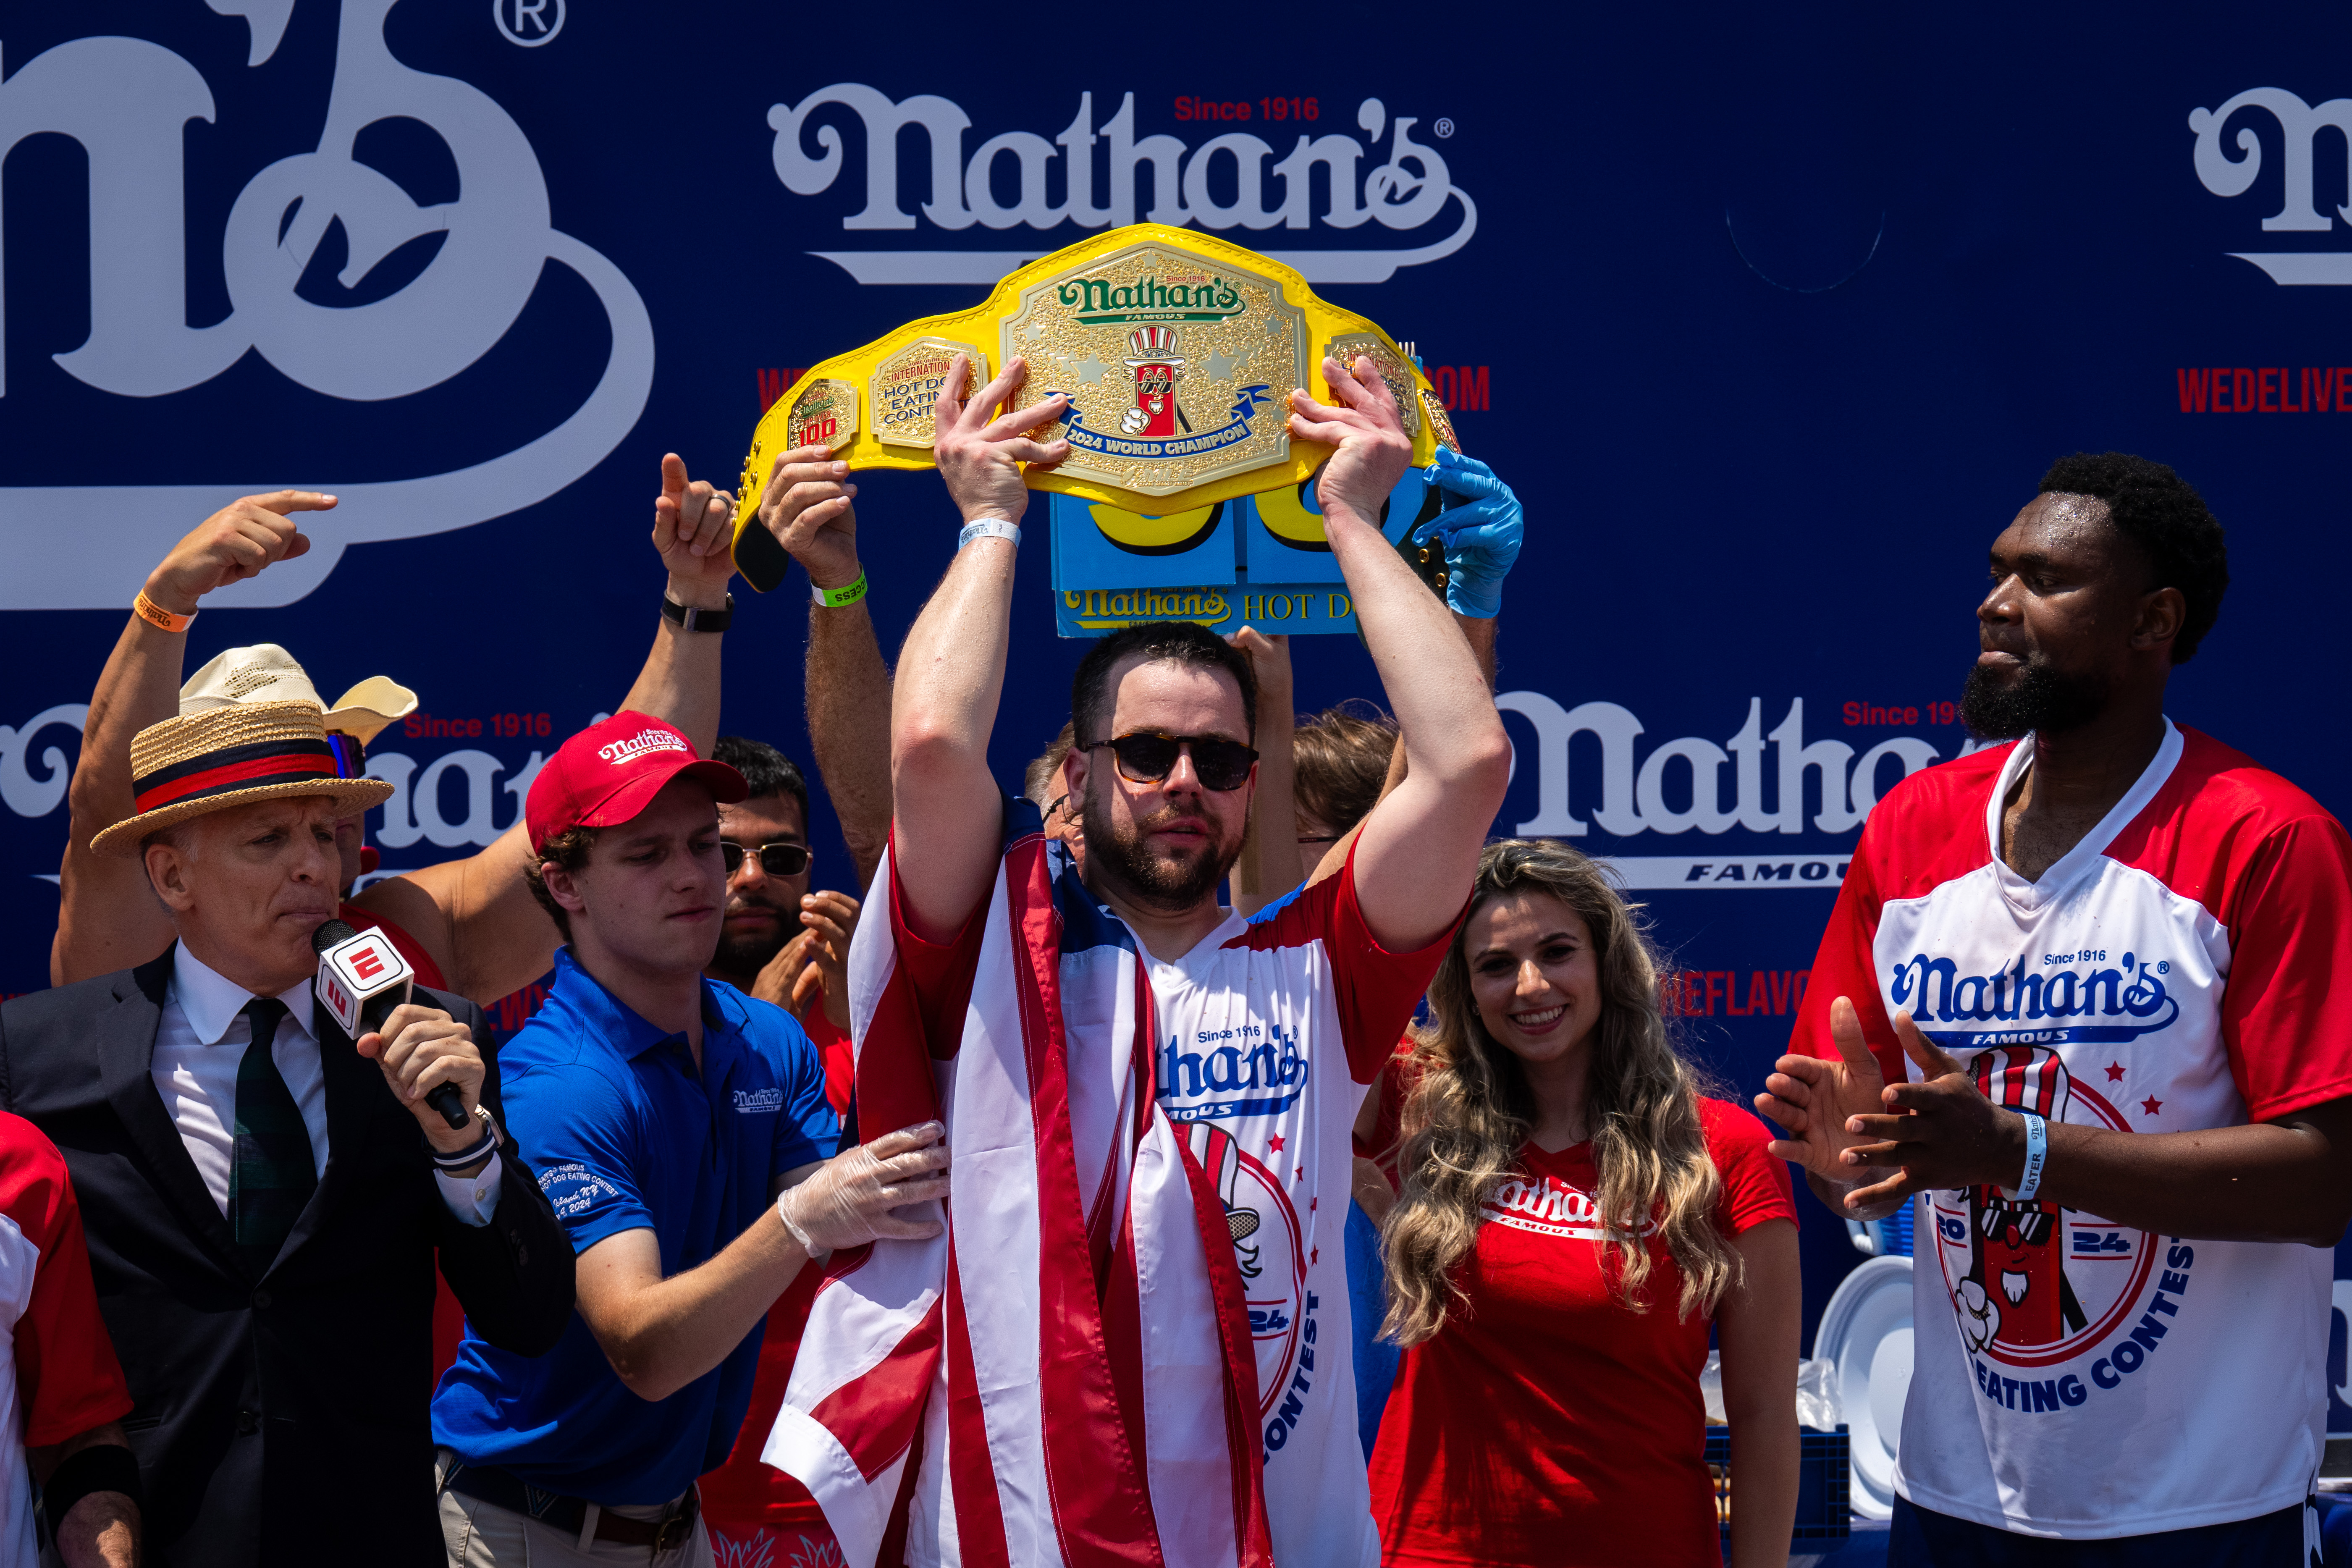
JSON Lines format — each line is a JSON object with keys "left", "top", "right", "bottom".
{"left": 766, "top": 830, "right": 1275, "bottom": 1568}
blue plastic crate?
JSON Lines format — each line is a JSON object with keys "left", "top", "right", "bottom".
{"left": 1704, "top": 1424, "right": 1852, "bottom": 1544}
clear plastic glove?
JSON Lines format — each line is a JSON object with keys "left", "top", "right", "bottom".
{"left": 1412, "top": 447, "right": 1524, "bottom": 619}
{"left": 776, "top": 1121, "right": 950, "bottom": 1253}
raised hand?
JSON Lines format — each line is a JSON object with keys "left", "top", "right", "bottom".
{"left": 653, "top": 453, "right": 736, "bottom": 608}
{"left": 756, "top": 445, "right": 861, "bottom": 594}
{"left": 1288, "top": 356, "right": 1414, "bottom": 528}
{"left": 1753, "top": 996, "right": 1898, "bottom": 1211}
{"left": 145, "top": 490, "right": 336, "bottom": 615}
{"left": 1415, "top": 448, "right": 1524, "bottom": 619}
{"left": 776, "top": 1121, "right": 951, "bottom": 1252}
{"left": 931, "top": 354, "right": 1070, "bottom": 527}
{"left": 797, "top": 889, "right": 860, "bottom": 1032}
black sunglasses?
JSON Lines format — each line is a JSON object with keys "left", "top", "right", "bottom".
{"left": 720, "top": 839, "right": 813, "bottom": 877}
{"left": 1086, "top": 732, "right": 1260, "bottom": 792}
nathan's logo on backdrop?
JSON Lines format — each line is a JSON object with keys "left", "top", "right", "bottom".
{"left": 0, "top": 0, "right": 653, "bottom": 611}
{"left": 1497, "top": 694, "right": 1967, "bottom": 889}
{"left": 766, "top": 88, "right": 1474, "bottom": 286}
{"left": 2189, "top": 87, "right": 2352, "bottom": 285}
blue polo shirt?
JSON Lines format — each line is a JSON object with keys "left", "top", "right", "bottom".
{"left": 430, "top": 949, "right": 838, "bottom": 1504}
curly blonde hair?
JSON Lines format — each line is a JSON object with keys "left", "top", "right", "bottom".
{"left": 1382, "top": 839, "right": 1738, "bottom": 1345}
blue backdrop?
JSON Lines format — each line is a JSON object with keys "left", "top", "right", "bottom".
{"left": 3, "top": 0, "right": 2349, "bottom": 1363}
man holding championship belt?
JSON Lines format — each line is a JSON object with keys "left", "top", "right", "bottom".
{"left": 766, "top": 349, "right": 1510, "bottom": 1568}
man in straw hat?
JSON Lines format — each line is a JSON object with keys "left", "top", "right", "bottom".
{"left": 0, "top": 690, "right": 576, "bottom": 1566}
{"left": 50, "top": 459, "right": 743, "bottom": 1010}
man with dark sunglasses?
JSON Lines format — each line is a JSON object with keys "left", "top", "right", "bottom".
{"left": 768, "top": 352, "right": 1512, "bottom": 1568}
{"left": 704, "top": 735, "right": 858, "bottom": 1041}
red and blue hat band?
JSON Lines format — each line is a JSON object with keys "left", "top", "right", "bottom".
{"left": 131, "top": 738, "right": 341, "bottom": 814}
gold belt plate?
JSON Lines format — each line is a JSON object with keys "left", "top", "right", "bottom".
{"left": 733, "top": 224, "right": 1437, "bottom": 590}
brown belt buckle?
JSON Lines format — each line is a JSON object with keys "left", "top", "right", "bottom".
{"left": 653, "top": 1495, "right": 697, "bottom": 1555}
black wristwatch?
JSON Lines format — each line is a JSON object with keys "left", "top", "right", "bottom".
{"left": 662, "top": 592, "right": 734, "bottom": 633}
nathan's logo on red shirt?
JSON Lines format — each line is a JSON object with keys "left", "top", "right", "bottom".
{"left": 1481, "top": 1173, "right": 1653, "bottom": 1243}
{"left": 1891, "top": 949, "right": 2179, "bottom": 1048}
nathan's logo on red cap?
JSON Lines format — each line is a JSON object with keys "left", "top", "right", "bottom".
{"left": 596, "top": 728, "right": 690, "bottom": 766}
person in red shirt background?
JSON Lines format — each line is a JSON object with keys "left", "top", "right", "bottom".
{"left": 1371, "top": 839, "right": 1801, "bottom": 1568}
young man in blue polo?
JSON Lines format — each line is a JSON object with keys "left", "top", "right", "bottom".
{"left": 428, "top": 713, "right": 949, "bottom": 1566}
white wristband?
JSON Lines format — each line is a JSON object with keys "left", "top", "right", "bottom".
{"left": 958, "top": 517, "right": 1021, "bottom": 550}
{"left": 2002, "top": 1111, "right": 2049, "bottom": 1202}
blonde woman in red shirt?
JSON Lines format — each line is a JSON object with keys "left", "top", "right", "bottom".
{"left": 1371, "top": 839, "right": 1803, "bottom": 1567}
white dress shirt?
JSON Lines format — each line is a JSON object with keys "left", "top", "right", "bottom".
{"left": 154, "top": 944, "right": 502, "bottom": 1226}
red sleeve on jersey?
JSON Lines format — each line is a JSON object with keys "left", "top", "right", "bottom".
{"left": 2217, "top": 814, "right": 2352, "bottom": 1122}
{"left": 0, "top": 1117, "right": 133, "bottom": 1447}
{"left": 1789, "top": 810, "right": 1904, "bottom": 1085}
{"left": 886, "top": 851, "right": 987, "bottom": 1061}
{"left": 1699, "top": 1099, "right": 1799, "bottom": 1237}
{"left": 1240, "top": 841, "right": 1463, "bottom": 1084}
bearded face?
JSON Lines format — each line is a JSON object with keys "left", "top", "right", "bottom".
{"left": 1079, "top": 774, "right": 1245, "bottom": 913}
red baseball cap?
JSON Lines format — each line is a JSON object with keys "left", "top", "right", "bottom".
{"left": 525, "top": 712, "right": 747, "bottom": 852}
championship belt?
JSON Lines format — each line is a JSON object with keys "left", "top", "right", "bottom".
{"left": 734, "top": 223, "right": 1462, "bottom": 633}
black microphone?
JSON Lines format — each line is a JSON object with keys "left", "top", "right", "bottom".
{"left": 313, "top": 920, "right": 469, "bottom": 1129}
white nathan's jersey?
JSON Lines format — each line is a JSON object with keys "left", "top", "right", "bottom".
{"left": 1798, "top": 722, "right": 2352, "bottom": 1537}
{"left": 1128, "top": 871, "right": 1437, "bottom": 1568}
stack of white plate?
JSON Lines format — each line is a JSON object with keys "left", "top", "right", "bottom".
{"left": 1813, "top": 1253, "right": 1914, "bottom": 1521}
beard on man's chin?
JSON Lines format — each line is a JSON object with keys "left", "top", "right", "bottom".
{"left": 711, "top": 900, "right": 792, "bottom": 975}
{"left": 1960, "top": 658, "right": 2109, "bottom": 740}
{"left": 1081, "top": 790, "right": 1241, "bottom": 912}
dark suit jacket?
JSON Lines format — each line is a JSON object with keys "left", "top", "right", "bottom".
{"left": 0, "top": 949, "right": 575, "bottom": 1567}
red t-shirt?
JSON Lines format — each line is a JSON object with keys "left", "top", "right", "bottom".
{"left": 1368, "top": 1098, "right": 1794, "bottom": 1568}
{"left": 699, "top": 1005, "right": 855, "bottom": 1535}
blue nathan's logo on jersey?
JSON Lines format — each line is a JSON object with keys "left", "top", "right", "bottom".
{"left": 1891, "top": 949, "right": 2179, "bottom": 1047}
{"left": 1156, "top": 1024, "right": 1308, "bottom": 1121}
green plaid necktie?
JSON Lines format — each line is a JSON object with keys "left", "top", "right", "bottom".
{"left": 229, "top": 997, "right": 315, "bottom": 1273}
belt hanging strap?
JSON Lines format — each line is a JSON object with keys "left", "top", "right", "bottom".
{"left": 576, "top": 1500, "right": 600, "bottom": 1554}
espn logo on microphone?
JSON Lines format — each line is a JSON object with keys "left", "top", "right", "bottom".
{"left": 316, "top": 929, "right": 413, "bottom": 1036}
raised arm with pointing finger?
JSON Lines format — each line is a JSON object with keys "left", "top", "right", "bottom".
{"left": 52, "top": 459, "right": 739, "bottom": 1004}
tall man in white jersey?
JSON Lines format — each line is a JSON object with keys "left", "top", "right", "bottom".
{"left": 1759, "top": 451, "right": 2352, "bottom": 1564}
{"left": 766, "top": 354, "right": 1508, "bottom": 1568}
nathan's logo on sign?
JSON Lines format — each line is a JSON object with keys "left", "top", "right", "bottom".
{"left": 1892, "top": 949, "right": 2180, "bottom": 1047}
{"left": 0, "top": 0, "right": 652, "bottom": 611}
{"left": 2190, "top": 87, "right": 2352, "bottom": 285}
{"left": 1059, "top": 275, "right": 1247, "bottom": 325}
{"left": 766, "top": 88, "right": 1475, "bottom": 286}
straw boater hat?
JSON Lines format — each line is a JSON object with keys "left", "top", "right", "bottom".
{"left": 92, "top": 701, "right": 396, "bottom": 858}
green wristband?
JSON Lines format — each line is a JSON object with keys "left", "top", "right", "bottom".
{"left": 811, "top": 572, "right": 868, "bottom": 609}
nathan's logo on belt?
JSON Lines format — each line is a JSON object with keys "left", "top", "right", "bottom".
{"left": 1891, "top": 949, "right": 2179, "bottom": 1046}
{"left": 731, "top": 1087, "right": 784, "bottom": 1114}
{"left": 1156, "top": 1025, "right": 1306, "bottom": 1122}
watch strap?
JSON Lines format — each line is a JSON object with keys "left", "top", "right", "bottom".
{"left": 661, "top": 592, "right": 734, "bottom": 633}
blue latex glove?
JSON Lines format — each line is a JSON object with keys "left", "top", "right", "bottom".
{"left": 1412, "top": 447, "right": 1523, "bottom": 619}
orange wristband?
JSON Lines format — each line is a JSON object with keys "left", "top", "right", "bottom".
{"left": 132, "top": 590, "right": 197, "bottom": 634}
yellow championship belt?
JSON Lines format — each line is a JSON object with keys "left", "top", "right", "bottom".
{"left": 732, "top": 223, "right": 1449, "bottom": 592}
